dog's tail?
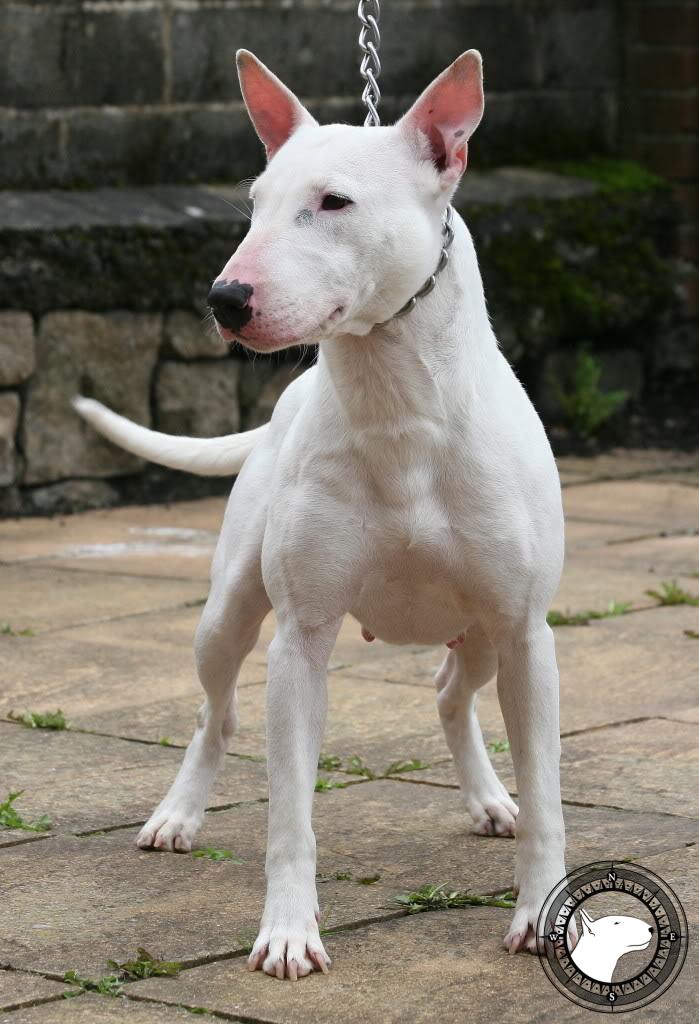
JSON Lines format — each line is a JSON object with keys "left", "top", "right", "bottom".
{"left": 72, "top": 396, "right": 268, "bottom": 477}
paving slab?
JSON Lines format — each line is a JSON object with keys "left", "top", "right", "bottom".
{"left": 1, "top": 993, "right": 203, "bottom": 1024}
{"left": 129, "top": 873, "right": 697, "bottom": 1024}
{"left": 0, "top": 970, "right": 65, "bottom": 1013}
{"left": 0, "top": 502, "right": 224, "bottom": 581}
{"left": 557, "top": 448, "right": 699, "bottom": 486}
{"left": 0, "top": 722, "right": 268, "bottom": 838}
{"left": 333, "top": 606, "right": 699, "bottom": 736}
{"left": 563, "top": 480, "right": 699, "bottom": 533}
{"left": 0, "top": 564, "right": 206, "bottom": 634}
{"left": 395, "top": 717, "right": 699, "bottom": 818}
{"left": 3, "top": 777, "right": 694, "bottom": 979}
{"left": 0, "top": 608, "right": 267, "bottom": 736}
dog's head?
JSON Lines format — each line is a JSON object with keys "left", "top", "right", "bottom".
{"left": 577, "top": 907, "right": 654, "bottom": 958}
{"left": 208, "top": 49, "right": 484, "bottom": 352}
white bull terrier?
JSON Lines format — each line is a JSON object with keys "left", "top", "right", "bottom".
{"left": 74, "top": 48, "right": 568, "bottom": 979}
{"left": 570, "top": 908, "right": 654, "bottom": 983}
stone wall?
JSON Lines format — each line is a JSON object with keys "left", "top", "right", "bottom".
{"left": 1, "top": 0, "right": 621, "bottom": 189}
{"left": 1, "top": 164, "right": 689, "bottom": 516}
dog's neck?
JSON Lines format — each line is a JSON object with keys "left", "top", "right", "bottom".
{"left": 572, "top": 935, "right": 620, "bottom": 984}
{"left": 317, "top": 216, "right": 496, "bottom": 434}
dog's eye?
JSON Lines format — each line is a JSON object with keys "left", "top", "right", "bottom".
{"left": 321, "top": 194, "right": 352, "bottom": 211}
{"left": 614, "top": 921, "right": 620, "bottom": 925}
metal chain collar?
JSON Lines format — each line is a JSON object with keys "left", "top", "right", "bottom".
{"left": 357, "top": 0, "right": 455, "bottom": 324}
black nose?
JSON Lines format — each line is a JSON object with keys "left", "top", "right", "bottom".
{"left": 649, "top": 926, "right": 654, "bottom": 933}
{"left": 207, "top": 280, "right": 254, "bottom": 330}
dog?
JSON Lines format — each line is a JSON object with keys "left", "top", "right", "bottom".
{"left": 570, "top": 907, "right": 654, "bottom": 983}
{"left": 74, "top": 48, "right": 568, "bottom": 980}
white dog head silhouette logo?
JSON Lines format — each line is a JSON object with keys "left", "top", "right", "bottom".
{"left": 570, "top": 906, "right": 654, "bottom": 983}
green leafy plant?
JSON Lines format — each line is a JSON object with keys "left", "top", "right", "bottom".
{"left": 158, "top": 737, "right": 174, "bottom": 747}
{"left": 547, "top": 600, "right": 633, "bottom": 627}
{"left": 645, "top": 580, "right": 699, "bottom": 607}
{"left": 192, "top": 848, "right": 244, "bottom": 863}
{"left": 317, "top": 753, "right": 342, "bottom": 771}
{"left": 63, "top": 970, "right": 123, "bottom": 998}
{"left": 357, "top": 873, "right": 381, "bottom": 885}
{"left": 683, "top": 629, "right": 699, "bottom": 640}
{"left": 488, "top": 739, "right": 510, "bottom": 754}
{"left": 1, "top": 623, "right": 34, "bottom": 637}
{"left": 314, "top": 777, "right": 348, "bottom": 792}
{"left": 107, "top": 948, "right": 181, "bottom": 980}
{"left": 344, "top": 755, "right": 375, "bottom": 779}
{"left": 9, "top": 709, "right": 68, "bottom": 730}
{"left": 393, "top": 883, "right": 516, "bottom": 913}
{"left": 0, "top": 791, "right": 51, "bottom": 832}
{"left": 383, "top": 758, "right": 430, "bottom": 776}
{"left": 551, "top": 348, "right": 627, "bottom": 439}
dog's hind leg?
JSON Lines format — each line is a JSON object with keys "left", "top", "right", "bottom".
{"left": 435, "top": 624, "right": 518, "bottom": 837}
{"left": 137, "top": 457, "right": 272, "bottom": 853}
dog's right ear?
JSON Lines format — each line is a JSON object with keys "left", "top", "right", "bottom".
{"left": 579, "top": 908, "right": 596, "bottom": 937}
{"left": 397, "top": 50, "right": 484, "bottom": 189}
{"left": 236, "top": 50, "right": 317, "bottom": 160}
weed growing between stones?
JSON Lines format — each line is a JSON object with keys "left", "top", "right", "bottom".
{"left": 191, "top": 848, "right": 244, "bottom": 863}
{"left": 0, "top": 791, "right": 51, "bottom": 832}
{"left": 547, "top": 600, "right": 633, "bottom": 627}
{"left": 393, "top": 883, "right": 516, "bottom": 913}
{"left": 550, "top": 347, "right": 628, "bottom": 440}
{"left": 9, "top": 708, "right": 68, "bottom": 729}
{"left": 1, "top": 623, "right": 34, "bottom": 637}
{"left": 645, "top": 580, "right": 699, "bottom": 607}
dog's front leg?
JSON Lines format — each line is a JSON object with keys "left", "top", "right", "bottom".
{"left": 495, "top": 620, "right": 566, "bottom": 954}
{"left": 248, "top": 616, "right": 342, "bottom": 980}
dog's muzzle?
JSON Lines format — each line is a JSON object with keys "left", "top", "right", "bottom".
{"left": 207, "top": 280, "right": 254, "bottom": 331}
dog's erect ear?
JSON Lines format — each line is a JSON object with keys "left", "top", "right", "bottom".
{"left": 579, "top": 908, "right": 596, "bottom": 937}
{"left": 236, "top": 50, "right": 317, "bottom": 159}
{"left": 398, "top": 50, "right": 484, "bottom": 187}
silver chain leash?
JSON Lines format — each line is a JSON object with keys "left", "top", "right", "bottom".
{"left": 358, "top": 1, "right": 382, "bottom": 127}
{"left": 357, "top": 1, "right": 455, "bottom": 322}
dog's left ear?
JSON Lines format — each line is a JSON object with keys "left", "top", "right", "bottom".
{"left": 398, "top": 50, "right": 484, "bottom": 188}
{"left": 236, "top": 50, "right": 318, "bottom": 160}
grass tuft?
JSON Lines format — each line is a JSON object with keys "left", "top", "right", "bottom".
{"left": 1, "top": 623, "right": 34, "bottom": 637}
{"left": 191, "top": 848, "right": 244, "bottom": 863}
{"left": 645, "top": 580, "right": 699, "bottom": 607}
{"left": 488, "top": 739, "right": 511, "bottom": 754}
{"left": 107, "top": 948, "right": 181, "bottom": 980}
{"left": 683, "top": 629, "right": 699, "bottom": 640}
{"left": 383, "top": 758, "right": 430, "bottom": 776}
{"left": 63, "top": 971, "right": 123, "bottom": 998}
{"left": 0, "top": 791, "right": 51, "bottom": 832}
{"left": 394, "top": 883, "right": 516, "bottom": 913}
{"left": 314, "top": 776, "right": 348, "bottom": 792}
{"left": 9, "top": 709, "right": 68, "bottom": 730}
{"left": 547, "top": 600, "right": 632, "bottom": 627}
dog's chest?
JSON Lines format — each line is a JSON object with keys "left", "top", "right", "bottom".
{"left": 350, "top": 483, "right": 474, "bottom": 645}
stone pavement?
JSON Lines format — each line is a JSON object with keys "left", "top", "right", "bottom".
{"left": 1, "top": 453, "right": 697, "bottom": 1022}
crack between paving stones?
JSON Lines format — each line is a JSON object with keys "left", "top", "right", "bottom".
{"left": 24, "top": 599, "right": 211, "bottom": 637}
{"left": 0, "top": 834, "right": 53, "bottom": 851}
{"left": 383, "top": 775, "right": 698, "bottom": 820}
{"left": 561, "top": 469, "right": 699, "bottom": 489}
{"left": 72, "top": 798, "right": 271, "bottom": 838}
{"left": 125, "top": 992, "right": 280, "bottom": 1024}
{"left": 0, "top": 558, "right": 208, "bottom": 585}
{"left": 0, "top": 989, "right": 77, "bottom": 1015}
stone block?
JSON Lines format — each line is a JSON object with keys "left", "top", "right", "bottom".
{"left": 0, "top": 311, "right": 35, "bottom": 385}
{"left": 0, "top": 4, "right": 164, "bottom": 109}
{"left": 23, "top": 312, "right": 161, "bottom": 484}
{"left": 0, "top": 392, "right": 20, "bottom": 487}
{"left": 156, "top": 361, "right": 240, "bottom": 438}
{"left": 164, "top": 311, "right": 227, "bottom": 360}
{"left": 27, "top": 479, "right": 120, "bottom": 516}
{"left": 0, "top": 111, "right": 63, "bottom": 189}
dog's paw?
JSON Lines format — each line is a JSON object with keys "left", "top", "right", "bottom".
{"left": 136, "top": 806, "right": 202, "bottom": 853}
{"left": 247, "top": 923, "right": 330, "bottom": 981}
{"left": 467, "top": 780, "right": 518, "bottom": 838}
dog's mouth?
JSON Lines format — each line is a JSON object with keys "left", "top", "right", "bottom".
{"left": 214, "top": 305, "right": 346, "bottom": 352}
{"left": 626, "top": 939, "right": 652, "bottom": 951}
